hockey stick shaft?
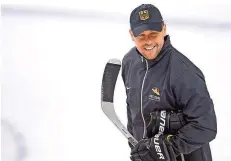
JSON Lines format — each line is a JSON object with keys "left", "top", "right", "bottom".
{"left": 101, "top": 59, "right": 138, "bottom": 147}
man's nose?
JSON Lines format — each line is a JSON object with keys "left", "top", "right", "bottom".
{"left": 144, "top": 36, "right": 153, "bottom": 45}
{"left": 145, "top": 38, "right": 152, "bottom": 45}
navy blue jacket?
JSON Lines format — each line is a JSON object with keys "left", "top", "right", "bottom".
{"left": 122, "top": 35, "right": 217, "bottom": 161}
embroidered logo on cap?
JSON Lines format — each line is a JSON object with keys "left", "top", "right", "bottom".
{"left": 139, "top": 10, "right": 149, "bottom": 20}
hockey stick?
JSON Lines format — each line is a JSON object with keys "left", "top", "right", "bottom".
{"left": 101, "top": 58, "right": 138, "bottom": 147}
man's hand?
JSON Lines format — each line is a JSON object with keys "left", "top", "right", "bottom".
{"left": 130, "top": 134, "right": 176, "bottom": 161}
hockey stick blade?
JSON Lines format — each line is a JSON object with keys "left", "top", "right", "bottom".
{"left": 101, "top": 59, "right": 138, "bottom": 147}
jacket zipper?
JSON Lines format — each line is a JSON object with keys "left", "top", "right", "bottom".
{"left": 141, "top": 58, "right": 149, "bottom": 138}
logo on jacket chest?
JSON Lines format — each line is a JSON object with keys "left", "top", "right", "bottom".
{"left": 149, "top": 87, "right": 160, "bottom": 102}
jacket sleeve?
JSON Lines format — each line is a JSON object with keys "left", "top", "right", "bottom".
{"left": 170, "top": 69, "right": 217, "bottom": 155}
{"left": 121, "top": 61, "right": 133, "bottom": 149}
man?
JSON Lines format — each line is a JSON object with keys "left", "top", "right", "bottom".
{"left": 121, "top": 4, "right": 217, "bottom": 161}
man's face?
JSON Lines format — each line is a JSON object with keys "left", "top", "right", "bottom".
{"left": 130, "top": 24, "right": 166, "bottom": 60}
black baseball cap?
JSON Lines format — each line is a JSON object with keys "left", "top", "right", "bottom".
{"left": 130, "top": 4, "right": 164, "bottom": 37}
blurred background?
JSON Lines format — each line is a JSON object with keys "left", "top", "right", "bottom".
{"left": 1, "top": 1, "right": 231, "bottom": 161}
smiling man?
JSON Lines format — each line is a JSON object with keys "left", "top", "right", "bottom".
{"left": 122, "top": 4, "right": 217, "bottom": 161}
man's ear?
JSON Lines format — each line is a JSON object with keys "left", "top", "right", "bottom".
{"left": 129, "top": 29, "right": 135, "bottom": 41}
{"left": 162, "top": 24, "right": 167, "bottom": 36}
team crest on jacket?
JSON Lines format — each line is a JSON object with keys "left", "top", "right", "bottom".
{"left": 152, "top": 87, "right": 160, "bottom": 96}
{"left": 149, "top": 87, "right": 160, "bottom": 102}
{"left": 139, "top": 10, "right": 149, "bottom": 20}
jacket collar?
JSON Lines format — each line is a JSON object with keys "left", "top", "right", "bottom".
{"left": 136, "top": 35, "right": 172, "bottom": 68}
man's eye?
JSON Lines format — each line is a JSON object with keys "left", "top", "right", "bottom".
{"left": 137, "top": 35, "right": 144, "bottom": 39}
{"left": 150, "top": 34, "right": 158, "bottom": 37}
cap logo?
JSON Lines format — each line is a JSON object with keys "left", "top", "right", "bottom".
{"left": 139, "top": 10, "right": 149, "bottom": 20}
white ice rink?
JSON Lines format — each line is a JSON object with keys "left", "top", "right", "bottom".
{"left": 2, "top": 1, "right": 231, "bottom": 161}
